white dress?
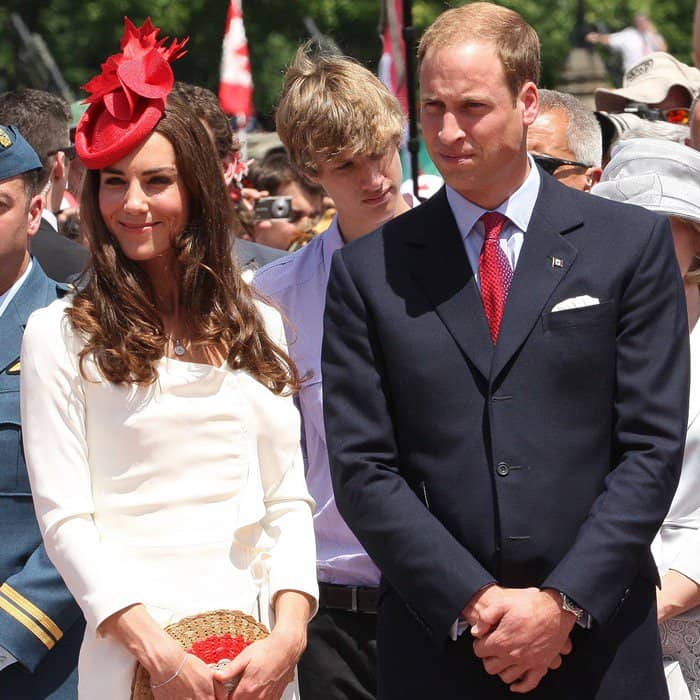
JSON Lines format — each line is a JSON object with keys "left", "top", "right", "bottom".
{"left": 20, "top": 299, "right": 318, "bottom": 699}
{"left": 654, "top": 323, "right": 700, "bottom": 700}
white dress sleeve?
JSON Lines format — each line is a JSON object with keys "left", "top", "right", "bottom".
{"left": 669, "top": 527, "right": 700, "bottom": 586}
{"left": 20, "top": 301, "right": 142, "bottom": 632}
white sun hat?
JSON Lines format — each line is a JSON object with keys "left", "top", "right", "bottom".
{"left": 591, "top": 138, "right": 700, "bottom": 225}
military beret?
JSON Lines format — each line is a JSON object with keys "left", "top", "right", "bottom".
{"left": 0, "top": 125, "right": 42, "bottom": 181}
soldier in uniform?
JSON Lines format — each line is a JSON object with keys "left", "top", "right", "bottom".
{"left": 0, "top": 124, "right": 83, "bottom": 697}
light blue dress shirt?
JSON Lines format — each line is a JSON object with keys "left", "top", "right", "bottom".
{"left": 0, "top": 259, "right": 32, "bottom": 320}
{"left": 254, "top": 218, "right": 381, "bottom": 586}
{"left": 445, "top": 156, "right": 541, "bottom": 284}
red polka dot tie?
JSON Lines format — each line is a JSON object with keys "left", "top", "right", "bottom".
{"left": 479, "top": 212, "right": 512, "bottom": 344}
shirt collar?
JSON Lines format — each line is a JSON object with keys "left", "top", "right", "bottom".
{"left": 41, "top": 208, "right": 58, "bottom": 231}
{"left": 321, "top": 192, "right": 421, "bottom": 271}
{"left": 0, "top": 258, "right": 33, "bottom": 320}
{"left": 445, "top": 154, "right": 541, "bottom": 240}
{"left": 321, "top": 215, "right": 346, "bottom": 272}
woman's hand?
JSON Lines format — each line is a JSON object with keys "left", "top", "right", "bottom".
{"left": 151, "top": 652, "right": 217, "bottom": 700}
{"left": 99, "top": 604, "right": 218, "bottom": 698}
{"left": 213, "top": 590, "right": 312, "bottom": 700}
{"left": 657, "top": 570, "right": 700, "bottom": 623}
{"left": 213, "top": 628, "right": 302, "bottom": 700}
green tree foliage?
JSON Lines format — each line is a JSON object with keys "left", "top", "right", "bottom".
{"left": 0, "top": 0, "right": 693, "bottom": 120}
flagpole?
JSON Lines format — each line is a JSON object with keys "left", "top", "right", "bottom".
{"left": 402, "top": 0, "right": 420, "bottom": 200}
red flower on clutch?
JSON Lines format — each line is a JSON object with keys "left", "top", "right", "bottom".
{"left": 75, "top": 17, "right": 188, "bottom": 169}
{"left": 187, "top": 633, "right": 252, "bottom": 680}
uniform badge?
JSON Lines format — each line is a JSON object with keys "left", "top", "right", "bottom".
{"left": 0, "top": 127, "right": 11, "bottom": 149}
{"left": 5, "top": 360, "right": 20, "bottom": 375}
{"left": 551, "top": 256, "right": 564, "bottom": 269}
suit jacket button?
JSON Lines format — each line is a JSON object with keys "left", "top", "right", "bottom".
{"left": 497, "top": 462, "right": 510, "bottom": 476}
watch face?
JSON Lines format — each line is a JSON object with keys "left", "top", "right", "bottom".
{"left": 562, "top": 594, "right": 582, "bottom": 617}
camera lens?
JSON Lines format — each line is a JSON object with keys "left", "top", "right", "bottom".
{"left": 271, "top": 197, "right": 290, "bottom": 218}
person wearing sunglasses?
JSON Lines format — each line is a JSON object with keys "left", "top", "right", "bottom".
{"left": 595, "top": 52, "right": 700, "bottom": 129}
{"left": 654, "top": 106, "right": 691, "bottom": 125}
{"left": 527, "top": 89, "right": 602, "bottom": 192}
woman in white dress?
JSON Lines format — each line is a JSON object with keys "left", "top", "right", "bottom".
{"left": 593, "top": 138, "right": 700, "bottom": 700}
{"left": 20, "top": 18, "right": 317, "bottom": 700}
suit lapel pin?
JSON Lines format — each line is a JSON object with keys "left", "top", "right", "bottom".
{"left": 551, "top": 256, "right": 564, "bottom": 269}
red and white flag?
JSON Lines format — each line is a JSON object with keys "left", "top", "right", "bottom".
{"left": 378, "top": 0, "right": 408, "bottom": 116}
{"left": 219, "top": 0, "right": 254, "bottom": 125}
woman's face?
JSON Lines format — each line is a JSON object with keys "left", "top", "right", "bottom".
{"left": 98, "top": 132, "right": 189, "bottom": 264}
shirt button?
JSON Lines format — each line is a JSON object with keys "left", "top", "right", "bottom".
{"left": 497, "top": 462, "right": 510, "bottom": 476}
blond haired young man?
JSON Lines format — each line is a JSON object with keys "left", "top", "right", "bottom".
{"left": 254, "top": 46, "right": 411, "bottom": 700}
{"left": 322, "top": 3, "right": 687, "bottom": 699}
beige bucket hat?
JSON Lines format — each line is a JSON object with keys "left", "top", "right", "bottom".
{"left": 595, "top": 52, "right": 700, "bottom": 113}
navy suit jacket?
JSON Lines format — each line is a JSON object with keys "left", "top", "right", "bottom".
{"left": 322, "top": 174, "right": 689, "bottom": 699}
{"left": 31, "top": 218, "right": 88, "bottom": 285}
{"left": 233, "top": 238, "right": 286, "bottom": 274}
{"left": 0, "top": 261, "right": 83, "bottom": 698}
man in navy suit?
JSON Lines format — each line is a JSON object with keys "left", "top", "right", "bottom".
{"left": 321, "top": 4, "right": 688, "bottom": 699}
{"left": 0, "top": 125, "right": 83, "bottom": 697}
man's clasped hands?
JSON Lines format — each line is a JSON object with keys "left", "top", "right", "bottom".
{"left": 463, "top": 586, "right": 578, "bottom": 694}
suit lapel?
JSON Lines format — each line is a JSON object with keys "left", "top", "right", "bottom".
{"left": 491, "top": 178, "right": 582, "bottom": 380}
{"left": 407, "top": 189, "right": 493, "bottom": 380}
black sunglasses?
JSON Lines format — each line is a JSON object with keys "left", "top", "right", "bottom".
{"left": 46, "top": 145, "right": 77, "bottom": 161}
{"left": 532, "top": 153, "right": 591, "bottom": 175}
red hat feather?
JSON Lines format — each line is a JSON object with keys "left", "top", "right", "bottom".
{"left": 75, "top": 18, "right": 188, "bottom": 169}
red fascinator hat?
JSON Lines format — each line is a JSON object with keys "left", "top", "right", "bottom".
{"left": 75, "top": 18, "right": 188, "bottom": 169}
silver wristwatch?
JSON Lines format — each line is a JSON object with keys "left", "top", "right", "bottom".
{"left": 560, "top": 592, "right": 592, "bottom": 629}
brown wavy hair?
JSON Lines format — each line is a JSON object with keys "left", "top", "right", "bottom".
{"left": 69, "top": 95, "right": 300, "bottom": 393}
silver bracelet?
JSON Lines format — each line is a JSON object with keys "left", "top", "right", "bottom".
{"left": 150, "top": 653, "right": 188, "bottom": 690}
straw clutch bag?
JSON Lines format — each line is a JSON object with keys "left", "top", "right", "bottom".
{"left": 131, "top": 609, "right": 269, "bottom": 699}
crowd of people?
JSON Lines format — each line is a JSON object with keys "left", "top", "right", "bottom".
{"left": 3, "top": 2, "right": 700, "bottom": 699}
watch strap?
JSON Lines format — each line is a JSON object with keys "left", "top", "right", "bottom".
{"left": 560, "top": 592, "right": 592, "bottom": 629}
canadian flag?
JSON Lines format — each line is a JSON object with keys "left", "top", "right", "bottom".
{"left": 378, "top": 0, "right": 408, "bottom": 116}
{"left": 219, "top": 0, "right": 255, "bottom": 125}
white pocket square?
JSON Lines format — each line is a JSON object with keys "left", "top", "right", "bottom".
{"left": 551, "top": 295, "right": 600, "bottom": 312}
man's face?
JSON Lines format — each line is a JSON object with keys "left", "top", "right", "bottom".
{"left": 312, "top": 145, "right": 405, "bottom": 234}
{"left": 634, "top": 14, "right": 652, "bottom": 32}
{"left": 0, "top": 174, "right": 42, "bottom": 292}
{"left": 252, "top": 180, "right": 323, "bottom": 251}
{"left": 619, "top": 85, "right": 693, "bottom": 122}
{"left": 527, "top": 108, "right": 598, "bottom": 191}
{"left": 419, "top": 41, "right": 538, "bottom": 208}
{"left": 653, "top": 85, "right": 693, "bottom": 115}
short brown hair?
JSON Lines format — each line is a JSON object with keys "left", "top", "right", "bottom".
{"left": 0, "top": 88, "right": 71, "bottom": 190}
{"left": 172, "top": 82, "right": 235, "bottom": 162}
{"left": 275, "top": 43, "right": 404, "bottom": 176}
{"left": 418, "top": 2, "right": 540, "bottom": 98}
{"left": 21, "top": 168, "right": 41, "bottom": 203}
